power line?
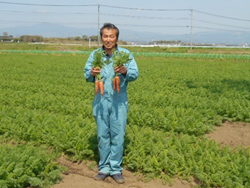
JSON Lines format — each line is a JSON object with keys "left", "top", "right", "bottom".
{"left": 0, "top": 20, "right": 185, "bottom": 28}
{"left": 108, "top": 23, "right": 248, "bottom": 33}
{"left": 0, "top": 1, "right": 96, "bottom": 7}
{"left": 117, "top": 24, "right": 188, "bottom": 28}
{"left": 0, "top": 1, "right": 189, "bottom": 11}
{"left": 101, "top": 5, "right": 190, "bottom": 11}
{"left": 194, "top": 26, "right": 247, "bottom": 33}
{"left": 102, "top": 13, "right": 189, "bottom": 20}
{"left": 0, "top": 20, "right": 97, "bottom": 25}
{"left": 194, "top": 9, "right": 250, "bottom": 22}
{"left": 0, "top": 10, "right": 188, "bottom": 20}
{"left": 0, "top": 19, "right": 188, "bottom": 29}
{"left": 0, "top": 10, "right": 95, "bottom": 15}
{"left": 194, "top": 19, "right": 250, "bottom": 30}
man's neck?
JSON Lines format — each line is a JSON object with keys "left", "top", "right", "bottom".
{"left": 106, "top": 49, "right": 113, "bottom": 56}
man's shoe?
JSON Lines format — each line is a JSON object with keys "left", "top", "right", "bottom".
{"left": 94, "top": 172, "right": 109, "bottom": 181}
{"left": 111, "top": 173, "right": 125, "bottom": 184}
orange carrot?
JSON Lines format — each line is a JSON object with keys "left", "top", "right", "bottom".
{"left": 115, "top": 75, "right": 120, "bottom": 93}
{"left": 95, "top": 79, "right": 99, "bottom": 95}
{"left": 99, "top": 81, "right": 104, "bottom": 95}
{"left": 113, "top": 78, "right": 116, "bottom": 90}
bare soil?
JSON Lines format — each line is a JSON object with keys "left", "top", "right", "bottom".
{"left": 52, "top": 121, "right": 250, "bottom": 188}
{"left": 207, "top": 121, "right": 250, "bottom": 149}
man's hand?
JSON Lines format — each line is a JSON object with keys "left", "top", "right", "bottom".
{"left": 114, "top": 66, "right": 127, "bottom": 75}
{"left": 91, "top": 68, "right": 101, "bottom": 77}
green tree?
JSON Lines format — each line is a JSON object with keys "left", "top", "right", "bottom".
{"left": 82, "top": 35, "right": 89, "bottom": 41}
{"left": 75, "top": 36, "right": 81, "bottom": 41}
{"left": 90, "top": 35, "right": 98, "bottom": 41}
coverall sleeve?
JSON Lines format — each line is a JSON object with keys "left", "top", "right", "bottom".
{"left": 125, "top": 53, "right": 139, "bottom": 82}
{"left": 84, "top": 51, "right": 95, "bottom": 83}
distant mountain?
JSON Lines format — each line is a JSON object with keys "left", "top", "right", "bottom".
{"left": 0, "top": 23, "right": 96, "bottom": 38}
{"left": 1, "top": 23, "right": 249, "bottom": 45}
{"left": 192, "top": 31, "right": 250, "bottom": 45}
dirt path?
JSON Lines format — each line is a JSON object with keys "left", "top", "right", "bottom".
{"left": 53, "top": 158, "right": 194, "bottom": 188}
{"left": 52, "top": 121, "right": 250, "bottom": 188}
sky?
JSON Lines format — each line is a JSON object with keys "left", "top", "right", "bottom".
{"left": 0, "top": 0, "right": 250, "bottom": 41}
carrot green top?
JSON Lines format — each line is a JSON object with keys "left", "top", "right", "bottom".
{"left": 91, "top": 49, "right": 108, "bottom": 69}
{"left": 112, "top": 49, "right": 132, "bottom": 67}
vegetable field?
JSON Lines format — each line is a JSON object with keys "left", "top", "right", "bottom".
{"left": 0, "top": 48, "right": 250, "bottom": 188}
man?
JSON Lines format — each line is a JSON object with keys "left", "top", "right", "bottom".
{"left": 84, "top": 23, "right": 139, "bottom": 184}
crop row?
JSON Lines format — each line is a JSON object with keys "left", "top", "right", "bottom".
{"left": 0, "top": 144, "right": 64, "bottom": 188}
{"left": 1, "top": 49, "right": 250, "bottom": 60}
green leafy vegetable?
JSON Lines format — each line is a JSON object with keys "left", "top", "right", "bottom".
{"left": 112, "top": 49, "right": 131, "bottom": 67}
{"left": 0, "top": 144, "right": 64, "bottom": 188}
{"left": 91, "top": 49, "right": 107, "bottom": 69}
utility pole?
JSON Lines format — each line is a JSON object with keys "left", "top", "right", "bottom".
{"left": 97, "top": 4, "right": 100, "bottom": 47}
{"left": 190, "top": 9, "right": 193, "bottom": 50}
{"left": 243, "top": 31, "right": 245, "bottom": 47}
{"left": 89, "top": 37, "right": 91, "bottom": 48}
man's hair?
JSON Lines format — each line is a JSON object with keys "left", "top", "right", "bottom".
{"left": 100, "top": 23, "right": 119, "bottom": 39}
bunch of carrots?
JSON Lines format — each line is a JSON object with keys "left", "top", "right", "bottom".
{"left": 112, "top": 50, "right": 131, "bottom": 94}
{"left": 92, "top": 50, "right": 108, "bottom": 95}
{"left": 92, "top": 49, "right": 131, "bottom": 95}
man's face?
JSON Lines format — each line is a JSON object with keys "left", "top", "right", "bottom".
{"left": 101, "top": 28, "right": 118, "bottom": 50}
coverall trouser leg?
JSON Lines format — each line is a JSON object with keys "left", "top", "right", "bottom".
{"left": 94, "top": 97, "right": 127, "bottom": 175}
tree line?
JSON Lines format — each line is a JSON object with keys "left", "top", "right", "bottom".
{"left": 20, "top": 35, "right": 99, "bottom": 42}
{"left": 1, "top": 32, "right": 100, "bottom": 42}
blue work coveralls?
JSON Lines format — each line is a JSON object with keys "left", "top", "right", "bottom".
{"left": 84, "top": 46, "right": 139, "bottom": 175}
